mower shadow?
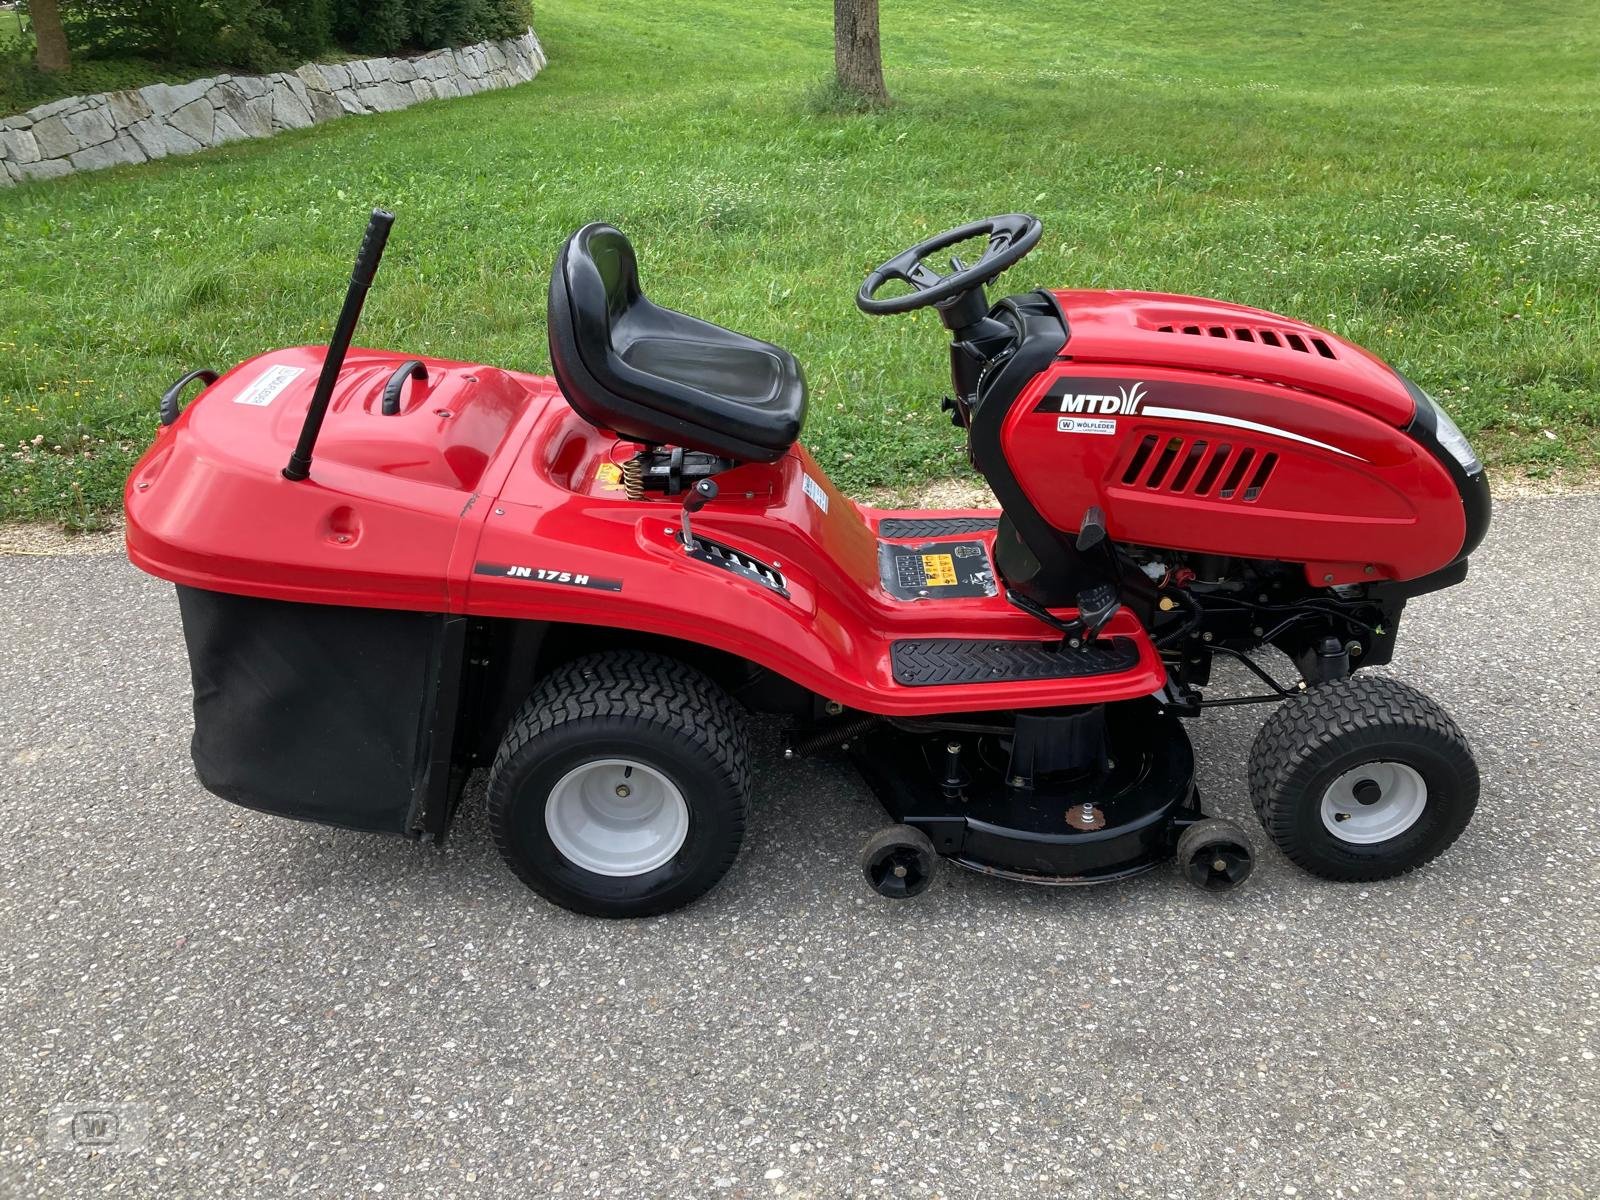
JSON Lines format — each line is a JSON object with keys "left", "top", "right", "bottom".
{"left": 248, "top": 713, "right": 1267, "bottom": 920}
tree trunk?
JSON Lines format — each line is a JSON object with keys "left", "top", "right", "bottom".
{"left": 31, "top": 0, "right": 72, "bottom": 73}
{"left": 834, "top": 0, "right": 888, "bottom": 105}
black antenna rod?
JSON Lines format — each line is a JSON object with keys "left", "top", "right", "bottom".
{"left": 283, "top": 208, "right": 395, "bottom": 481}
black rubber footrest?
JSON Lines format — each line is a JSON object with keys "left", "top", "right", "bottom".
{"left": 891, "top": 637, "right": 1140, "bottom": 687}
{"left": 878, "top": 516, "right": 999, "bottom": 539}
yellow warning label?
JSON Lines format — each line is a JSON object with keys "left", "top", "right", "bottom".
{"left": 595, "top": 462, "right": 624, "bottom": 491}
{"left": 921, "top": 553, "right": 958, "bottom": 587}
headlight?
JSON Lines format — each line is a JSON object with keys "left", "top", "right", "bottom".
{"left": 1422, "top": 391, "right": 1481, "bottom": 475}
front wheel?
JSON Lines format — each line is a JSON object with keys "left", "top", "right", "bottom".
{"left": 488, "top": 652, "right": 750, "bottom": 917}
{"left": 1248, "top": 675, "right": 1478, "bottom": 882}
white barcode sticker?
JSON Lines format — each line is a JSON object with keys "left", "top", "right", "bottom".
{"left": 801, "top": 472, "right": 829, "bottom": 513}
{"left": 233, "top": 364, "right": 305, "bottom": 407}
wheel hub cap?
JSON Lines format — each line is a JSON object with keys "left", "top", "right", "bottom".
{"left": 1184, "top": 841, "right": 1252, "bottom": 891}
{"left": 545, "top": 759, "right": 689, "bottom": 877}
{"left": 868, "top": 847, "right": 930, "bottom": 898}
{"left": 1320, "top": 761, "right": 1428, "bottom": 844}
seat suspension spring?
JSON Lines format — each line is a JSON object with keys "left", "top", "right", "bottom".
{"left": 622, "top": 455, "right": 644, "bottom": 500}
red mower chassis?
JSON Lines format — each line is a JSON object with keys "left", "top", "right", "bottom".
{"left": 128, "top": 344, "right": 1166, "bottom": 715}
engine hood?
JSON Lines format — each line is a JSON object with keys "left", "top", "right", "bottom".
{"left": 1048, "top": 290, "right": 1417, "bottom": 427}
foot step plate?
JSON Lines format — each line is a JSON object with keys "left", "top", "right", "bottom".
{"left": 891, "top": 637, "right": 1140, "bottom": 687}
{"left": 878, "top": 516, "right": 999, "bottom": 539}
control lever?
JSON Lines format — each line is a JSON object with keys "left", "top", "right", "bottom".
{"left": 1076, "top": 581, "right": 1122, "bottom": 640}
{"left": 1073, "top": 505, "right": 1121, "bottom": 638}
{"left": 679, "top": 477, "right": 718, "bottom": 552}
{"left": 1005, "top": 588, "right": 1085, "bottom": 646}
{"left": 939, "top": 395, "right": 970, "bottom": 428}
{"left": 1076, "top": 505, "right": 1108, "bottom": 552}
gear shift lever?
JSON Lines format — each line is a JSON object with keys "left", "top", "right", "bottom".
{"left": 680, "top": 478, "right": 718, "bottom": 552}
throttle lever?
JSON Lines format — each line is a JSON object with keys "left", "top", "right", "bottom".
{"left": 679, "top": 478, "right": 718, "bottom": 552}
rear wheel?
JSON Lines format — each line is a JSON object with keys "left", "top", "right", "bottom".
{"left": 488, "top": 652, "right": 750, "bottom": 917}
{"left": 1248, "top": 675, "right": 1478, "bottom": 882}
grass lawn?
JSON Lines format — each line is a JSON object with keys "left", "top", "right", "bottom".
{"left": 0, "top": 11, "right": 23, "bottom": 39}
{"left": 2, "top": 0, "right": 1598, "bottom": 527}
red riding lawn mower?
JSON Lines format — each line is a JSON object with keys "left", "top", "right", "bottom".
{"left": 126, "top": 210, "right": 1489, "bottom": 916}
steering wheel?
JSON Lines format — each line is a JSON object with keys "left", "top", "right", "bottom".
{"left": 856, "top": 214, "right": 1043, "bottom": 316}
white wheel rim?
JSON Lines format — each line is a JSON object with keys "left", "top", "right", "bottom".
{"left": 1320, "top": 761, "right": 1428, "bottom": 845}
{"left": 545, "top": 758, "right": 689, "bottom": 877}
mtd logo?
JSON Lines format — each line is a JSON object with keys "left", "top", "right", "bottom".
{"left": 1056, "top": 381, "right": 1147, "bottom": 416}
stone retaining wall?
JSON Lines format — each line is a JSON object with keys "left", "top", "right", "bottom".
{"left": 0, "top": 29, "right": 545, "bottom": 187}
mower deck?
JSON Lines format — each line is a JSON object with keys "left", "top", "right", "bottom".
{"left": 851, "top": 700, "right": 1200, "bottom": 884}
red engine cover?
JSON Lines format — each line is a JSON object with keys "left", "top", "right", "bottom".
{"left": 1005, "top": 292, "right": 1463, "bottom": 585}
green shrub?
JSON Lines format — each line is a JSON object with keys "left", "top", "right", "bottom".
{"left": 0, "top": 10, "right": 31, "bottom": 62}
{"left": 59, "top": 0, "right": 532, "bottom": 72}
{"left": 332, "top": 0, "right": 413, "bottom": 55}
{"left": 476, "top": 0, "right": 533, "bottom": 41}
{"left": 65, "top": 2, "right": 290, "bottom": 71}
{"left": 334, "top": 0, "right": 531, "bottom": 55}
{"left": 411, "top": 0, "right": 476, "bottom": 49}
{"left": 1, "top": 56, "right": 194, "bottom": 115}
{"left": 263, "top": 0, "right": 337, "bottom": 62}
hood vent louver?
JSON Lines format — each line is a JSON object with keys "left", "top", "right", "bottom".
{"left": 1156, "top": 323, "right": 1336, "bottom": 360}
{"left": 1120, "top": 435, "right": 1278, "bottom": 503}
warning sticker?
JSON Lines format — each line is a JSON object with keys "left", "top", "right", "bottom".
{"left": 233, "top": 364, "right": 304, "bottom": 407}
{"left": 594, "top": 462, "right": 624, "bottom": 491}
{"left": 920, "top": 553, "right": 957, "bottom": 587}
{"left": 878, "top": 539, "right": 997, "bottom": 601}
{"left": 1057, "top": 416, "right": 1117, "bottom": 435}
{"left": 801, "top": 472, "right": 829, "bottom": 513}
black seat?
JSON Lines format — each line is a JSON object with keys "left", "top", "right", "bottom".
{"left": 547, "top": 223, "right": 807, "bottom": 462}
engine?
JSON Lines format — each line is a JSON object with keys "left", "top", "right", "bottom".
{"left": 958, "top": 288, "right": 1489, "bottom": 692}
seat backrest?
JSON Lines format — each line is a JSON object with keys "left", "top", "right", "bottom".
{"left": 570, "top": 223, "right": 640, "bottom": 326}
{"left": 548, "top": 222, "right": 643, "bottom": 438}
